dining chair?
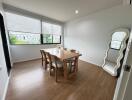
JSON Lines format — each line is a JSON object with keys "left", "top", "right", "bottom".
{"left": 45, "top": 52, "right": 63, "bottom": 82}
{"left": 70, "top": 49, "right": 76, "bottom": 53}
{"left": 64, "top": 48, "right": 67, "bottom": 50}
{"left": 68, "top": 56, "right": 79, "bottom": 73}
{"left": 57, "top": 44, "right": 63, "bottom": 49}
{"left": 40, "top": 50, "right": 49, "bottom": 70}
{"left": 65, "top": 49, "right": 78, "bottom": 73}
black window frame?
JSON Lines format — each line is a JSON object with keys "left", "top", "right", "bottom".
{"left": 42, "top": 34, "right": 61, "bottom": 44}
{"left": 8, "top": 30, "right": 42, "bottom": 45}
{"left": 8, "top": 31, "right": 61, "bottom": 45}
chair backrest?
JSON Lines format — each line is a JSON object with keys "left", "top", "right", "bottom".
{"left": 40, "top": 50, "right": 43, "bottom": 57}
{"left": 40, "top": 50, "right": 45, "bottom": 59}
{"left": 64, "top": 48, "right": 67, "bottom": 50}
{"left": 71, "top": 57, "right": 79, "bottom": 73}
{"left": 70, "top": 49, "right": 76, "bottom": 53}
{"left": 73, "top": 56, "right": 78, "bottom": 63}
{"left": 40, "top": 50, "right": 48, "bottom": 61}
{"left": 44, "top": 51, "right": 59, "bottom": 67}
{"left": 57, "top": 44, "right": 63, "bottom": 49}
{"left": 44, "top": 52, "right": 52, "bottom": 62}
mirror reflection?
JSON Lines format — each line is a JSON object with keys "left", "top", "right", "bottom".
{"left": 111, "top": 32, "right": 127, "bottom": 50}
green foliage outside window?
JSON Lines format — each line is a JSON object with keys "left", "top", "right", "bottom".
{"left": 10, "top": 34, "right": 27, "bottom": 44}
{"left": 43, "top": 34, "right": 52, "bottom": 43}
{"left": 9, "top": 32, "right": 41, "bottom": 45}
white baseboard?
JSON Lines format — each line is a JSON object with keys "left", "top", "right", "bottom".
{"left": 13, "top": 57, "right": 41, "bottom": 64}
{"left": 79, "top": 57, "right": 101, "bottom": 67}
{"left": 2, "top": 77, "right": 9, "bottom": 100}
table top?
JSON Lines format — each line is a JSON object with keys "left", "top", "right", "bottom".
{"left": 41, "top": 48, "right": 81, "bottom": 61}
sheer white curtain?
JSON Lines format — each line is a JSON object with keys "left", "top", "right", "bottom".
{"left": 5, "top": 12, "right": 41, "bottom": 33}
{"left": 5, "top": 12, "right": 41, "bottom": 44}
{"left": 42, "top": 22, "right": 61, "bottom": 43}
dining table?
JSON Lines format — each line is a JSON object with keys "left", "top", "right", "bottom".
{"left": 40, "top": 48, "right": 81, "bottom": 79}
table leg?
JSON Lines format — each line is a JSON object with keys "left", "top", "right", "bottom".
{"left": 76, "top": 58, "right": 79, "bottom": 72}
{"left": 63, "top": 60, "right": 68, "bottom": 80}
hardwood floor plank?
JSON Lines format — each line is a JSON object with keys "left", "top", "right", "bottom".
{"left": 5, "top": 59, "right": 117, "bottom": 100}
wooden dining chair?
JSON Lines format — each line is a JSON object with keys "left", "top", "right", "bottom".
{"left": 57, "top": 44, "right": 63, "bottom": 49}
{"left": 68, "top": 56, "right": 79, "bottom": 73}
{"left": 70, "top": 49, "right": 76, "bottom": 53}
{"left": 40, "top": 50, "right": 49, "bottom": 69}
{"left": 64, "top": 48, "right": 67, "bottom": 50}
{"left": 67, "top": 49, "right": 78, "bottom": 73}
{"left": 45, "top": 52, "right": 63, "bottom": 82}
{"left": 68, "top": 49, "right": 76, "bottom": 63}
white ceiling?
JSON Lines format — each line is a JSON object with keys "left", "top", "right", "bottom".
{"left": 3, "top": 0, "right": 123, "bottom": 22}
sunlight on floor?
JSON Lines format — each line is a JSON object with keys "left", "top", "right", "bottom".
{"left": 14, "top": 68, "right": 43, "bottom": 90}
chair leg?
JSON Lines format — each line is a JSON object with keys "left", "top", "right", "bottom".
{"left": 69, "top": 62, "right": 72, "bottom": 73}
{"left": 42, "top": 58, "right": 43, "bottom": 66}
{"left": 50, "top": 66, "right": 52, "bottom": 76}
{"left": 45, "top": 62, "right": 47, "bottom": 70}
{"left": 55, "top": 68, "right": 58, "bottom": 82}
{"left": 76, "top": 59, "right": 79, "bottom": 72}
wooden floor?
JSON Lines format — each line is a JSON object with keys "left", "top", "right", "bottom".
{"left": 6, "top": 59, "right": 117, "bottom": 100}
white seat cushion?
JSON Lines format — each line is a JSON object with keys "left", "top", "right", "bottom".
{"left": 52, "top": 61, "right": 63, "bottom": 68}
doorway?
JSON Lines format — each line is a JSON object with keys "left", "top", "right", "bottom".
{"left": 0, "top": 13, "right": 11, "bottom": 75}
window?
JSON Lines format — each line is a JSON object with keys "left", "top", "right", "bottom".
{"left": 53, "top": 35, "right": 61, "bottom": 43}
{"left": 42, "top": 22, "right": 61, "bottom": 44}
{"left": 6, "top": 12, "right": 41, "bottom": 44}
{"left": 9, "top": 31, "right": 40, "bottom": 44}
{"left": 43, "top": 34, "right": 53, "bottom": 43}
{"left": 5, "top": 12, "right": 62, "bottom": 45}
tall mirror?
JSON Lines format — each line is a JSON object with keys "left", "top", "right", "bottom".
{"left": 102, "top": 29, "right": 129, "bottom": 77}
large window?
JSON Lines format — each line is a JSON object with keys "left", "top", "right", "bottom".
{"left": 9, "top": 31, "right": 40, "bottom": 44}
{"left": 42, "top": 22, "right": 61, "bottom": 44}
{"left": 5, "top": 12, "right": 62, "bottom": 45}
{"left": 6, "top": 12, "right": 41, "bottom": 44}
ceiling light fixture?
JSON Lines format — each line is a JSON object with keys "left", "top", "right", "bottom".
{"left": 75, "top": 10, "right": 79, "bottom": 14}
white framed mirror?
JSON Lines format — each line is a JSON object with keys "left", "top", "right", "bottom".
{"left": 102, "top": 28, "right": 130, "bottom": 76}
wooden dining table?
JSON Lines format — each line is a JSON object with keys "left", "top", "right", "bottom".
{"left": 40, "top": 48, "right": 81, "bottom": 79}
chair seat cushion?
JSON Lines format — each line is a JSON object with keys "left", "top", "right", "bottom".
{"left": 66, "top": 58, "right": 75, "bottom": 63}
{"left": 52, "top": 61, "right": 63, "bottom": 68}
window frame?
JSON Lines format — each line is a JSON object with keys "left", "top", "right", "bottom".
{"left": 6, "top": 12, "right": 62, "bottom": 45}
{"left": 8, "top": 31, "right": 62, "bottom": 45}
{"left": 41, "top": 22, "right": 62, "bottom": 45}
{"left": 8, "top": 30, "right": 41, "bottom": 45}
{"left": 52, "top": 34, "right": 62, "bottom": 44}
{"left": 42, "top": 34, "right": 61, "bottom": 44}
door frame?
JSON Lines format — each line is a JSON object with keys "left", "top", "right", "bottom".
{"left": 0, "top": 13, "right": 11, "bottom": 75}
{"left": 113, "top": 29, "right": 132, "bottom": 100}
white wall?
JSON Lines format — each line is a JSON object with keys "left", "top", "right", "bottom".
{"left": 10, "top": 44, "right": 57, "bottom": 63}
{"left": 0, "top": 1, "right": 9, "bottom": 100}
{"left": 64, "top": 5, "right": 132, "bottom": 66}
